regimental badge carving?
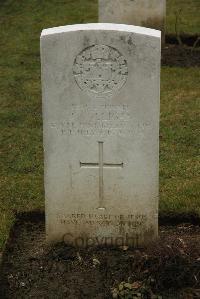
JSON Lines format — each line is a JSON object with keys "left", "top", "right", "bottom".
{"left": 73, "top": 45, "right": 128, "bottom": 96}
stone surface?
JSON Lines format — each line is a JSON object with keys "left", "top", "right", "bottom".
{"left": 41, "top": 23, "right": 161, "bottom": 247}
{"left": 99, "top": 0, "right": 166, "bottom": 37}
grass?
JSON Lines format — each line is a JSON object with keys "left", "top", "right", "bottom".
{"left": 166, "top": 0, "right": 200, "bottom": 35}
{"left": 160, "top": 67, "right": 200, "bottom": 216}
{"left": 0, "top": 0, "right": 199, "bottom": 250}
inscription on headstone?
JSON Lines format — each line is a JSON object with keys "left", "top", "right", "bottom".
{"left": 73, "top": 44, "right": 128, "bottom": 96}
{"left": 41, "top": 24, "right": 161, "bottom": 247}
{"left": 80, "top": 141, "right": 124, "bottom": 209}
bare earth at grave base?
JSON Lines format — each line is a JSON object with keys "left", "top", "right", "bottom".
{"left": 0, "top": 216, "right": 200, "bottom": 299}
{"left": 162, "top": 44, "right": 200, "bottom": 67}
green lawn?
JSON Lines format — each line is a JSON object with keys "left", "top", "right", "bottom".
{"left": 0, "top": 0, "right": 199, "bottom": 250}
{"left": 166, "top": 0, "right": 200, "bottom": 35}
{"left": 160, "top": 67, "right": 200, "bottom": 216}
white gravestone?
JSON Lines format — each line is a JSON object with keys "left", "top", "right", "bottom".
{"left": 99, "top": 0, "right": 166, "bottom": 38}
{"left": 41, "top": 23, "right": 161, "bottom": 247}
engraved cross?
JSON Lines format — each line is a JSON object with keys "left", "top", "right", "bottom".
{"left": 80, "top": 141, "right": 123, "bottom": 210}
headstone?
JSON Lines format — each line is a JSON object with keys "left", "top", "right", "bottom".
{"left": 41, "top": 23, "right": 161, "bottom": 247}
{"left": 99, "top": 0, "right": 166, "bottom": 39}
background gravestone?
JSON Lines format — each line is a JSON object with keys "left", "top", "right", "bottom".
{"left": 99, "top": 0, "right": 166, "bottom": 39}
{"left": 41, "top": 23, "right": 161, "bottom": 247}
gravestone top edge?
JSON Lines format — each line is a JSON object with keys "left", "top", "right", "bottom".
{"left": 41, "top": 23, "right": 161, "bottom": 38}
